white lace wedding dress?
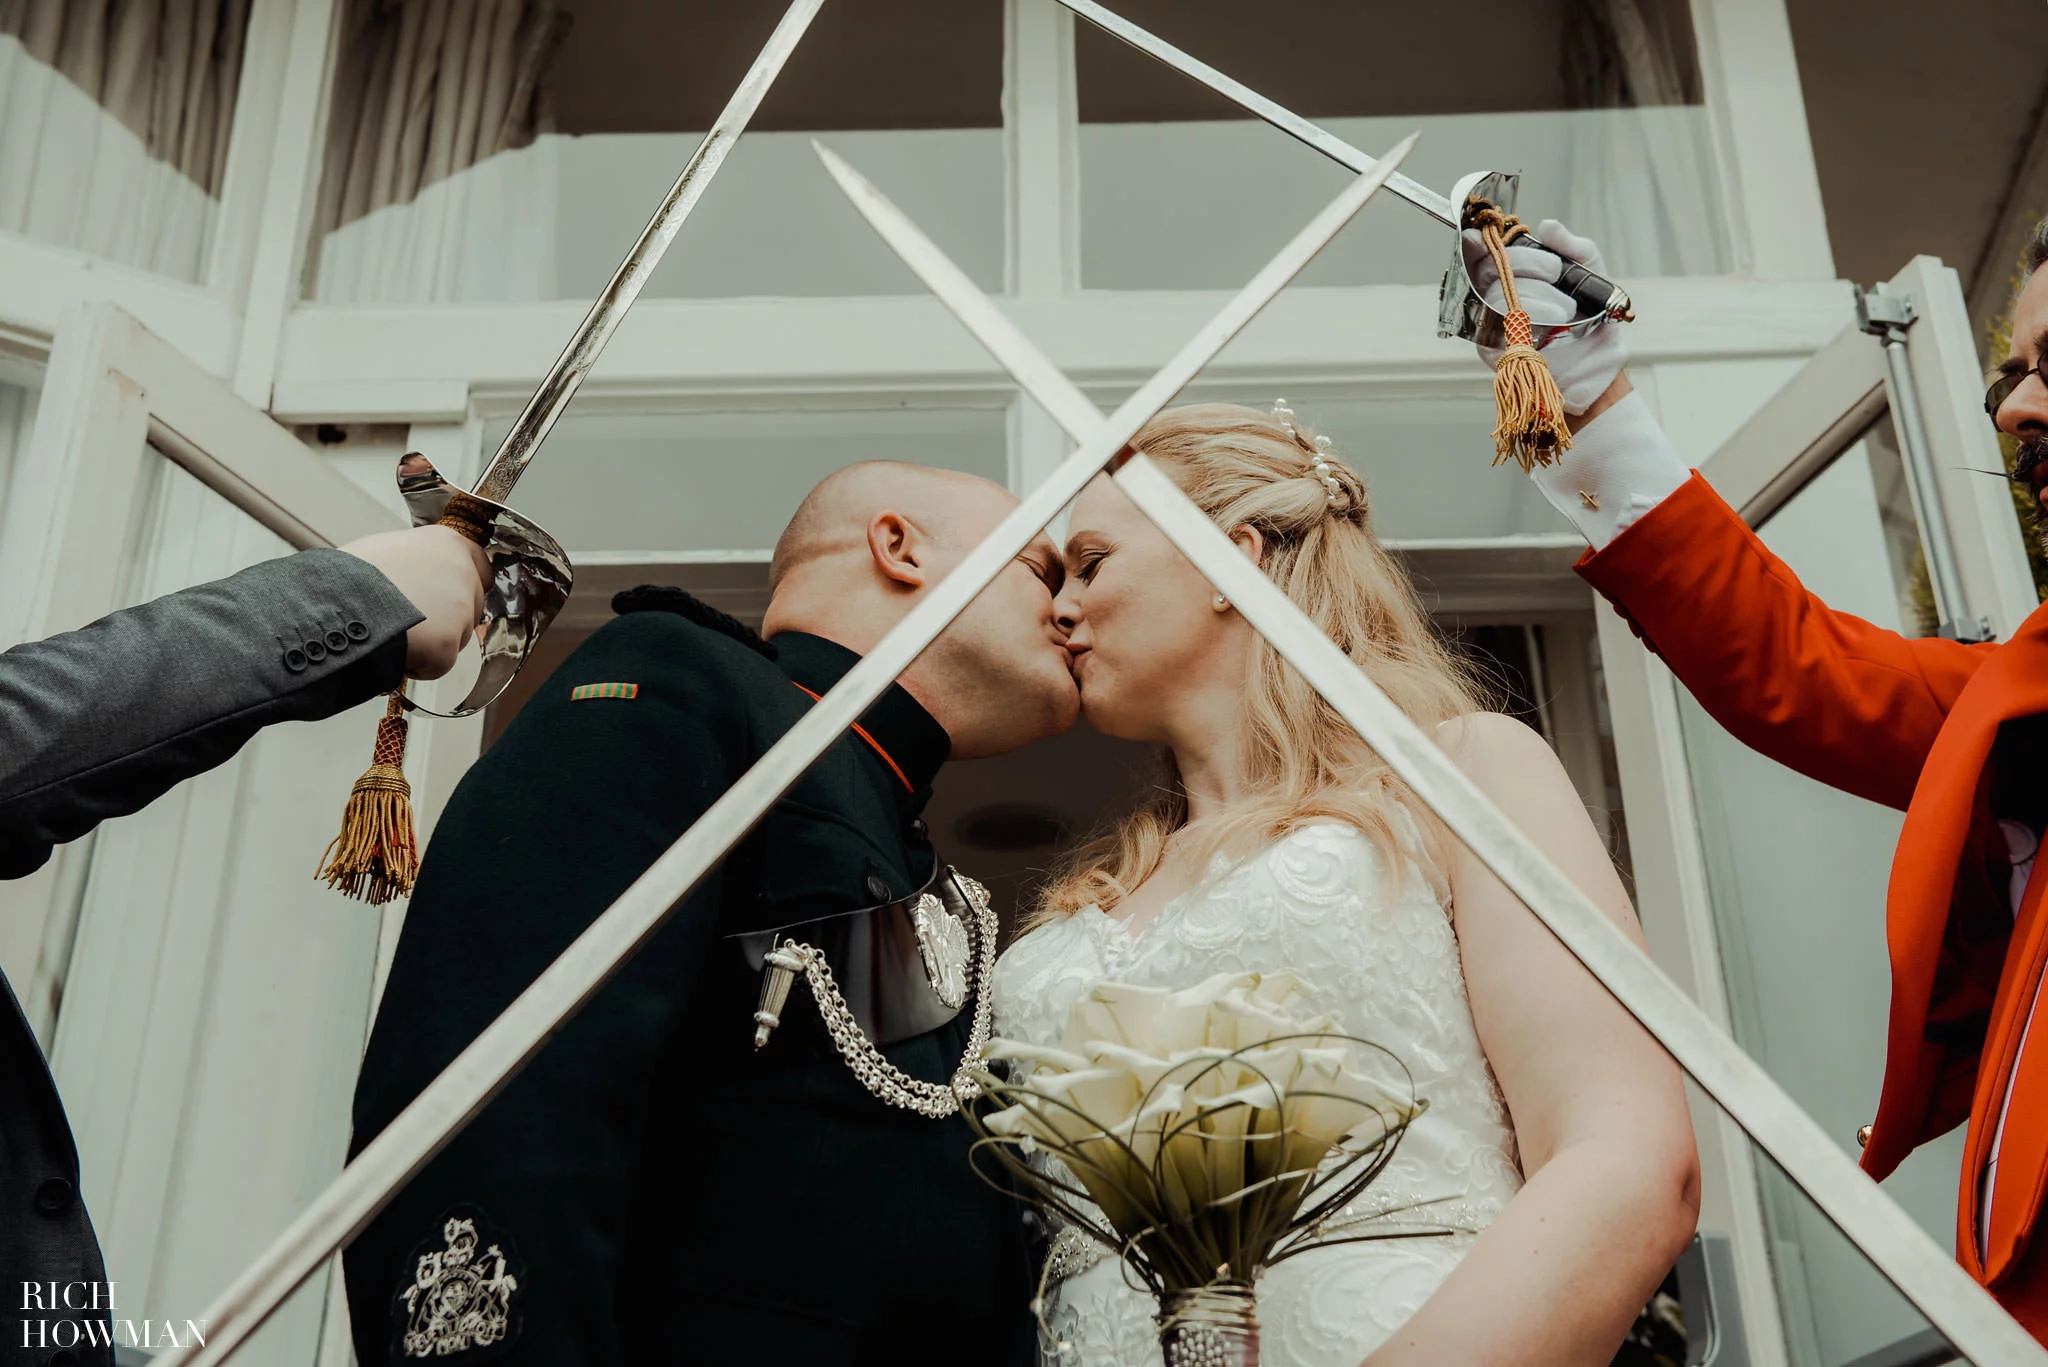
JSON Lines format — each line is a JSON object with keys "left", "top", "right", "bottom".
{"left": 989, "top": 815, "right": 1524, "bottom": 1367}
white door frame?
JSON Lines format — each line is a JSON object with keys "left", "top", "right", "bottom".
{"left": 0, "top": 300, "right": 399, "bottom": 1028}
{"left": 0, "top": 300, "right": 451, "bottom": 1367}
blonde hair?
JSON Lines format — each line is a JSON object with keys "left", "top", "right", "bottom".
{"left": 1033, "top": 402, "right": 1489, "bottom": 925}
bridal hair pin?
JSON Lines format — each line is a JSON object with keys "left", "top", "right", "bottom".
{"left": 1271, "top": 397, "right": 1296, "bottom": 436}
{"left": 1311, "top": 434, "right": 1341, "bottom": 507}
{"left": 1272, "top": 399, "right": 1343, "bottom": 509}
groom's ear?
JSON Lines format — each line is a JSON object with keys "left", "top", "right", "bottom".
{"left": 867, "top": 510, "right": 930, "bottom": 588}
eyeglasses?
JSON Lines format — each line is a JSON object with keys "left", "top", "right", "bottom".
{"left": 1986, "top": 356, "right": 2048, "bottom": 427}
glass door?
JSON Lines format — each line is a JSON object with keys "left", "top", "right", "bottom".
{"left": 0, "top": 302, "right": 408, "bottom": 1365}
{"left": 1604, "top": 254, "right": 2034, "bottom": 1367}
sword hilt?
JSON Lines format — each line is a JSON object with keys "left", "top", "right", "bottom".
{"left": 1552, "top": 254, "right": 1636, "bottom": 324}
{"left": 437, "top": 492, "right": 496, "bottom": 547}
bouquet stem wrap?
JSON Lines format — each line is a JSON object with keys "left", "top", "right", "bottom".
{"left": 1158, "top": 1281, "right": 1260, "bottom": 1367}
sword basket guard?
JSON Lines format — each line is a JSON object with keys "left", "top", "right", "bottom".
{"left": 1436, "top": 169, "right": 1635, "bottom": 348}
{"left": 397, "top": 452, "right": 575, "bottom": 720}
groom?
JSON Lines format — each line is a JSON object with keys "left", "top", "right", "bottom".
{"left": 344, "top": 462, "right": 1078, "bottom": 1365}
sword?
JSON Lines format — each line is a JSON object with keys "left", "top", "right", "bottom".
{"left": 1054, "top": 0, "right": 1634, "bottom": 349}
{"left": 813, "top": 146, "right": 2047, "bottom": 1367}
{"left": 401, "top": 0, "right": 830, "bottom": 719}
{"left": 151, "top": 145, "right": 1414, "bottom": 1367}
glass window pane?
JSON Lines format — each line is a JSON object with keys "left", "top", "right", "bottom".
{"left": 0, "top": 4, "right": 250, "bottom": 282}
{"left": 1088, "top": 391, "right": 1573, "bottom": 541}
{"left": 1307, "top": 396, "right": 1574, "bottom": 540}
{"left": 1675, "top": 428, "right": 1959, "bottom": 1366}
{"left": 309, "top": 0, "right": 1004, "bottom": 304}
{"left": 0, "top": 377, "right": 38, "bottom": 528}
{"left": 482, "top": 405, "right": 1011, "bottom": 553}
{"left": 1077, "top": 0, "right": 1730, "bottom": 290}
{"left": 1859, "top": 417, "right": 1938, "bottom": 638}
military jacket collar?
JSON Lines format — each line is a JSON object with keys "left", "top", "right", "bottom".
{"left": 768, "top": 631, "right": 950, "bottom": 817}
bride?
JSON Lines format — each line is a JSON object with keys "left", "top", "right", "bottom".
{"left": 989, "top": 402, "right": 1701, "bottom": 1366}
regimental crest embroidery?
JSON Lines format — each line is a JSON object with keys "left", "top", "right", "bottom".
{"left": 913, "top": 891, "right": 970, "bottom": 1010}
{"left": 396, "top": 1210, "right": 522, "bottom": 1359}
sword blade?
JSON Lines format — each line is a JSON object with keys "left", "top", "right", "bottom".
{"left": 147, "top": 145, "right": 1408, "bottom": 1367}
{"left": 470, "top": 0, "right": 828, "bottom": 504}
{"left": 823, "top": 128, "right": 2046, "bottom": 1367}
{"left": 1056, "top": 0, "right": 1455, "bottom": 227}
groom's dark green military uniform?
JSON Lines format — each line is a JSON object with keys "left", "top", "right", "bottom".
{"left": 344, "top": 591, "right": 1033, "bottom": 1365}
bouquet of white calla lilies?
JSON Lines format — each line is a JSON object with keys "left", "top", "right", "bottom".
{"left": 960, "top": 971, "right": 1438, "bottom": 1366}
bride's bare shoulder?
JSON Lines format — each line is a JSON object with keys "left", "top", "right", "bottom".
{"left": 1435, "top": 710, "right": 1554, "bottom": 770}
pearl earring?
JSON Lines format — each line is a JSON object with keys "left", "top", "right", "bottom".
{"left": 1212, "top": 593, "right": 1230, "bottom": 613}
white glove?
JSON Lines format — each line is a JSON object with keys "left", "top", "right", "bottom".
{"left": 1461, "top": 219, "right": 1627, "bottom": 416}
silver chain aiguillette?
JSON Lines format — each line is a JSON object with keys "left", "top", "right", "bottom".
{"left": 769, "top": 873, "right": 999, "bottom": 1117}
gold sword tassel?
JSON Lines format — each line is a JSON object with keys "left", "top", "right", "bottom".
{"left": 1472, "top": 204, "right": 1573, "bottom": 472}
{"left": 319, "top": 493, "right": 498, "bottom": 904}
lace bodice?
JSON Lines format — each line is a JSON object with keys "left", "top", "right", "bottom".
{"left": 989, "top": 816, "right": 1523, "bottom": 1367}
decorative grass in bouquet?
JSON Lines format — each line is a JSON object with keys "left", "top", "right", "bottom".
{"left": 960, "top": 971, "right": 1439, "bottom": 1367}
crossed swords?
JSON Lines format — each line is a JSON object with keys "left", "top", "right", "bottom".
{"left": 151, "top": 3, "right": 2040, "bottom": 1364}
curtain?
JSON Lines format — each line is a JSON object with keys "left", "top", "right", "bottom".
{"left": 1559, "top": 0, "right": 1729, "bottom": 277}
{"left": 308, "top": 0, "right": 569, "bottom": 302}
{"left": 0, "top": 0, "right": 249, "bottom": 281}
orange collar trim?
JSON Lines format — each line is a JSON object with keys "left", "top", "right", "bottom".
{"left": 789, "top": 682, "right": 914, "bottom": 793}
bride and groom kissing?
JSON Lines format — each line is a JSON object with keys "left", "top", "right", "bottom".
{"left": 341, "top": 400, "right": 1701, "bottom": 1365}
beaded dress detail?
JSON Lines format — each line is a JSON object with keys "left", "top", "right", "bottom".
{"left": 989, "top": 814, "right": 1523, "bottom": 1367}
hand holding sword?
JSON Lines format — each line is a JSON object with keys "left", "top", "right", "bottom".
{"left": 335, "top": 525, "right": 491, "bottom": 681}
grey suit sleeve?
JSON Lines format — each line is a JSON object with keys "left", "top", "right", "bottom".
{"left": 0, "top": 547, "right": 424, "bottom": 878}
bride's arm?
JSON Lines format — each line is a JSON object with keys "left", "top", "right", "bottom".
{"left": 1364, "top": 711, "right": 1701, "bottom": 1366}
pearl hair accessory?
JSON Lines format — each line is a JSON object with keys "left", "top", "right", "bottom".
{"left": 1271, "top": 398, "right": 1342, "bottom": 508}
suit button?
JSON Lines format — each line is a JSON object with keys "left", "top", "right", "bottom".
{"left": 909, "top": 818, "right": 929, "bottom": 841}
{"left": 282, "top": 647, "right": 308, "bottom": 673}
{"left": 345, "top": 620, "right": 370, "bottom": 642}
{"left": 33, "top": 1176, "right": 74, "bottom": 1212}
{"left": 325, "top": 628, "right": 350, "bottom": 652}
{"left": 866, "top": 874, "right": 891, "bottom": 902}
{"left": 304, "top": 638, "right": 328, "bottom": 664}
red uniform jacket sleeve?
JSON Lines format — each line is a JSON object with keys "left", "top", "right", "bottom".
{"left": 1575, "top": 473, "right": 1993, "bottom": 810}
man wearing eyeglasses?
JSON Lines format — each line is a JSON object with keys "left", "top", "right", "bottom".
{"left": 1470, "top": 217, "right": 2048, "bottom": 1342}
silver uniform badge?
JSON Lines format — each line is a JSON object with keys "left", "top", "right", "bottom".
{"left": 912, "top": 892, "right": 970, "bottom": 1010}
{"left": 401, "top": 1217, "right": 519, "bottom": 1358}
